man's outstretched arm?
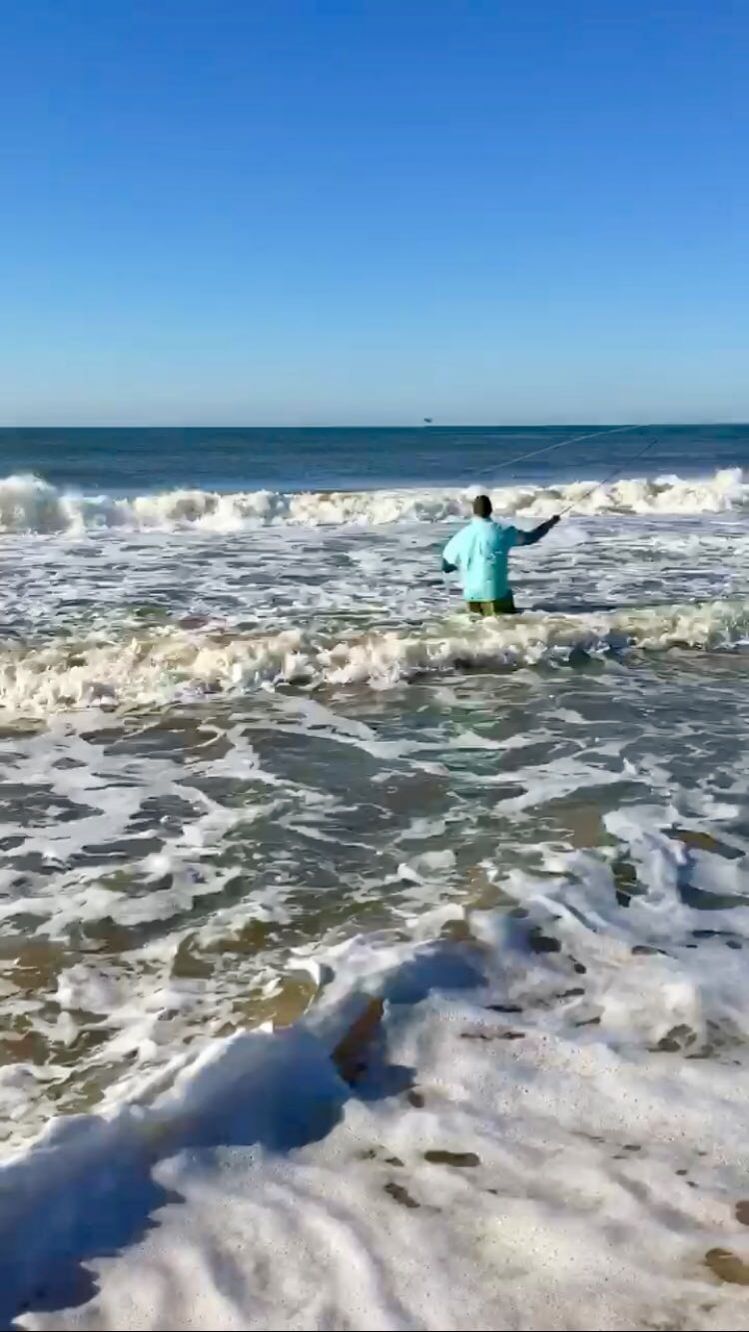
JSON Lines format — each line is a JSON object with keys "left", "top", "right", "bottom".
{"left": 516, "top": 515, "right": 560, "bottom": 546}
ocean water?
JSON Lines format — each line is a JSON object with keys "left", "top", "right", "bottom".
{"left": 0, "top": 422, "right": 747, "bottom": 494}
{"left": 3, "top": 425, "right": 749, "bottom": 1331}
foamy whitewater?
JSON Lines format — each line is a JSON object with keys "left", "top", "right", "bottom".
{"left": 0, "top": 465, "right": 747, "bottom": 535}
{"left": 2, "top": 427, "right": 749, "bottom": 1330}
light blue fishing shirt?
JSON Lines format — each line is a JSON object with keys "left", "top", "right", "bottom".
{"left": 442, "top": 518, "right": 520, "bottom": 602}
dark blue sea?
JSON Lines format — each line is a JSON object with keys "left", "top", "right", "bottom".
{"left": 0, "top": 423, "right": 746, "bottom": 493}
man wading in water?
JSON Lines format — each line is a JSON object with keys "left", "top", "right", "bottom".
{"left": 442, "top": 493, "right": 560, "bottom": 615}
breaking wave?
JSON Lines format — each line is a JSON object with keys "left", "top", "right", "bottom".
{"left": 0, "top": 468, "right": 746, "bottom": 535}
{"left": 1, "top": 599, "right": 747, "bottom": 717}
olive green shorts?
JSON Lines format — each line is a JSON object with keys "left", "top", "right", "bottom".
{"left": 467, "top": 593, "right": 517, "bottom": 616}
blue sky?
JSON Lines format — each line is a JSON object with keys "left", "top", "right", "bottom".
{"left": 0, "top": 0, "right": 745, "bottom": 424}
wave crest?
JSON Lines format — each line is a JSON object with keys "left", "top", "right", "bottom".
{"left": 0, "top": 599, "right": 746, "bottom": 717}
{"left": 0, "top": 468, "right": 745, "bottom": 535}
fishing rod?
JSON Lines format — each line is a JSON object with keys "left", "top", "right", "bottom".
{"left": 479, "top": 423, "right": 659, "bottom": 517}
{"left": 555, "top": 429, "right": 660, "bottom": 517}
{"left": 434, "top": 424, "right": 659, "bottom": 591}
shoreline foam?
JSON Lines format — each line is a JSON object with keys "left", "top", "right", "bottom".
{"left": 5, "top": 815, "right": 749, "bottom": 1330}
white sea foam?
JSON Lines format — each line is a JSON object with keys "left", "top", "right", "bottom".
{"left": 2, "top": 450, "right": 749, "bottom": 1329}
{"left": 4, "top": 818, "right": 749, "bottom": 1330}
{"left": 0, "top": 467, "right": 746, "bottom": 535}
{"left": 0, "top": 598, "right": 746, "bottom": 717}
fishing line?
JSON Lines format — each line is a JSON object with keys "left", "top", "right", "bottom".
{"left": 483, "top": 422, "right": 661, "bottom": 516}
{"left": 556, "top": 431, "right": 659, "bottom": 517}
{"left": 489, "top": 423, "right": 643, "bottom": 477}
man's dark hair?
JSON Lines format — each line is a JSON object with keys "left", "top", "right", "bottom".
{"left": 473, "top": 493, "right": 493, "bottom": 519}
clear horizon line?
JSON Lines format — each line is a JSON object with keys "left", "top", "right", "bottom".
{"left": 1, "top": 419, "right": 746, "bottom": 431}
